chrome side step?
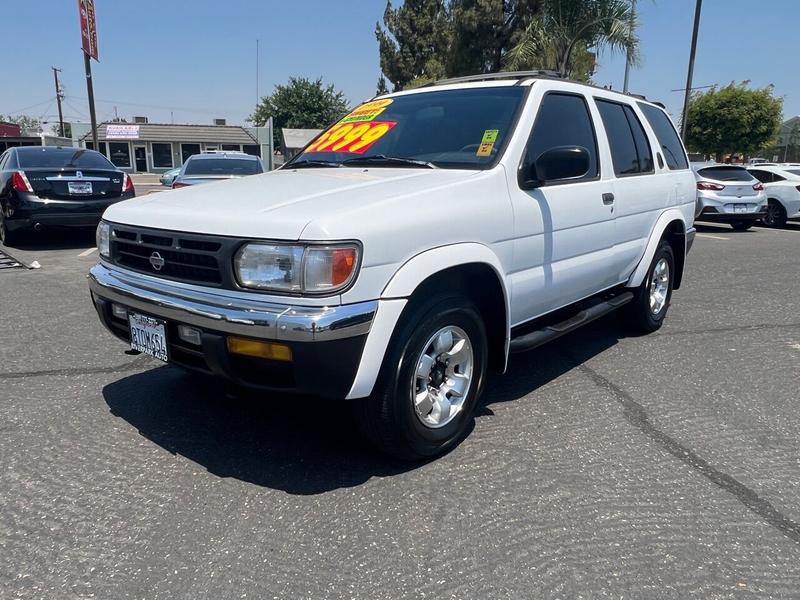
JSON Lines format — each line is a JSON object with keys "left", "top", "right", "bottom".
{"left": 508, "top": 291, "right": 634, "bottom": 354}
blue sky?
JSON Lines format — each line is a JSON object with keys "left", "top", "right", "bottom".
{"left": 1, "top": 0, "right": 797, "bottom": 127}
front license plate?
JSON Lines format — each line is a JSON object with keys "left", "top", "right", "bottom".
{"left": 129, "top": 312, "right": 169, "bottom": 362}
{"left": 734, "top": 204, "right": 748, "bottom": 213}
{"left": 68, "top": 181, "right": 93, "bottom": 195}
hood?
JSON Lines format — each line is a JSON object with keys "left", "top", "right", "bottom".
{"left": 103, "top": 167, "right": 479, "bottom": 239}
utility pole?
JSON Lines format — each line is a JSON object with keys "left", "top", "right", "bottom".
{"left": 622, "top": 0, "right": 636, "bottom": 93}
{"left": 680, "top": 0, "right": 703, "bottom": 140}
{"left": 52, "top": 67, "right": 65, "bottom": 137}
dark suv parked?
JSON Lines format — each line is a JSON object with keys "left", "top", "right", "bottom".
{"left": 0, "top": 146, "right": 135, "bottom": 246}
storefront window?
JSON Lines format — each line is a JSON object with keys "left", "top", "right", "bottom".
{"left": 85, "top": 141, "right": 108, "bottom": 156}
{"left": 181, "top": 143, "right": 201, "bottom": 163}
{"left": 109, "top": 142, "right": 131, "bottom": 168}
{"left": 152, "top": 143, "right": 173, "bottom": 168}
{"left": 243, "top": 144, "right": 261, "bottom": 157}
{"left": 221, "top": 144, "right": 241, "bottom": 151}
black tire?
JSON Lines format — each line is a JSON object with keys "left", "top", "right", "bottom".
{"left": 762, "top": 200, "right": 787, "bottom": 228}
{"left": 623, "top": 240, "right": 674, "bottom": 334}
{"left": 730, "top": 220, "right": 753, "bottom": 231}
{"left": 0, "top": 215, "right": 20, "bottom": 247}
{"left": 352, "top": 294, "right": 488, "bottom": 461}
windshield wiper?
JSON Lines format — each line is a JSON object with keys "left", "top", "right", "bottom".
{"left": 286, "top": 159, "right": 342, "bottom": 169}
{"left": 341, "top": 155, "right": 437, "bottom": 169}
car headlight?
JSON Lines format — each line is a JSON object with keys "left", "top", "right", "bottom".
{"left": 96, "top": 221, "right": 110, "bottom": 258}
{"left": 234, "top": 242, "right": 360, "bottom": 294}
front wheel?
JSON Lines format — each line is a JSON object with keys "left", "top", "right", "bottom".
{"left": 623, "top": 240, "right": 674, "bottom": 334}
{"left": 731, "top": 220, "right": 754, "bottom": 231}
{"left": 352, "top": 294, "right": 488, "bottom": 460}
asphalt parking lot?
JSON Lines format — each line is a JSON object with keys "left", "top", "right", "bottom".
{"left": 1, "top": 221, "right": 799, "bottom": 599}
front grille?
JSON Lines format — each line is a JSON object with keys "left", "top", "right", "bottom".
{"left": 110, "top": 225, "right": 230, "bottom": 286}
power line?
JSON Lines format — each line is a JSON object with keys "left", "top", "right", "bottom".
{"left": 3, "top": 98, "right": 55, "bottom": 115}
{"left": 66, "top": 94, "right": 234, "bottom": 116}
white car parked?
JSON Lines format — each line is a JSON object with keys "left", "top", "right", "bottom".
{"left": 747, "top": 164, "right": 800, "bottom": 227}
{"left": 693, "top": 164, "right": 767, "bottom": 230}
{"left": 89, "top": 72, "right": 696, "bottom": 460}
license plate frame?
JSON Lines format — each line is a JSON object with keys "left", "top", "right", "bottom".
{"left": 128, "top": 312, "right": 169, "bottom": 362}
{"left": 68, "top": 181, "right": 93, "bottom": 195}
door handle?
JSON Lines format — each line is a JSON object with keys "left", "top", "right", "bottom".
{"left": 602, "top": 193, "right": 615, "bottom": 205}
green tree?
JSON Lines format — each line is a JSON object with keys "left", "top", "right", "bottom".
{"left": 504, "top": 0, "right": 637, "bottom": 78}
{"left": 376, "top": 75, "right": 390, "bottom": 96}
{"left": 447, "top": 0, "right": 543, "bottom": 76}
{"left": 376, "top": 0, "right": 450, "bottom": 91}
{"left": 685, "top": 82, "right": 783, "bottom": 160}
{"left": 251, "top": 77, "right": 349, "bottom": 147}
{"left": 0, "top": 114, "right": 42, "bottom": 134}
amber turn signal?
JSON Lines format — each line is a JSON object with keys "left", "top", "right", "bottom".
{"left": 226, "top": 337, "right": 293, "bottom": 362}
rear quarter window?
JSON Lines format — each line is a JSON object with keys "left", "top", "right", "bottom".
{"left": 637, "top": 103, "right": 689, "bottom": 170}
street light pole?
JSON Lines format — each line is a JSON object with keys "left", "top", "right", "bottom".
{"left": 622, "top": 0, "right": 636, "bottom": 93}
{"left": 680, "top": 0, "right": 703, "bottom": 140}
{"left": 83, "top": 52, "right": 99, "bottom": 149}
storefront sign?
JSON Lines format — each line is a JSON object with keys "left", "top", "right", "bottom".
{"left": 106, "top": 125, "right": 140, "bottom": 139}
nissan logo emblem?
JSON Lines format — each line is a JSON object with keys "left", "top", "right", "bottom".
{"left": 149, "top": 251, "right": 166, "bottom": 271}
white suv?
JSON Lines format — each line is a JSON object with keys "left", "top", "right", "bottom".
{"left": 747, "top": 164, "right": 800, "bottom": 227}
{"left": 89, "top": 73, "right": 696, "bottom": 460}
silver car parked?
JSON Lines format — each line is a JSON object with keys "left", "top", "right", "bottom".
{"left": 693, "top": 163, "right": 767, "bottom": 231}
{"left": 172, "top": 152, "right": 264, "bottom": 189}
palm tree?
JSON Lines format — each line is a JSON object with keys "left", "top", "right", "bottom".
{"left": 504, "top": 0, "right": 638, "bottom": 78}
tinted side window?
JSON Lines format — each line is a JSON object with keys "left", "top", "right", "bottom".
{"left": 749, "top": 169, "right": 772, "bottom": 183}
{"left": 637, "top": 103, "right": 689, "bottom": 170}
{"left": 526, "top": 93, "right": 599, "bottom": 182}
{"left": 623, "top": 105, "right": 653, "bottom": 172}
{"left": 772, "top": 172, "right": 786, "bottom": 182}
{"left": 0, "top": 152, "right": 7, "bottom": 171}
{"left": 596, "top": 100, "right": 640, "bottom": 176}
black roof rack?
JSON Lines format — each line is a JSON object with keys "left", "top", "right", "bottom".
{"left": 418, "top": 70, "right": 666, "bottom": 108}
{"left": 423, "top": 70, "right": 564, "bottom": 87}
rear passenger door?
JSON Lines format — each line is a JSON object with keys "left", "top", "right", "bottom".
{"left": 507, "top": 91, "right": 619, "bottom": 324}
{"left": 594, "top": 98, "right": 664, "bottom": 281}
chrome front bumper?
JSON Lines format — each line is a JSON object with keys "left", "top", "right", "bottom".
{"left": 88, "top": 262, "right": 377, "bottom": 343}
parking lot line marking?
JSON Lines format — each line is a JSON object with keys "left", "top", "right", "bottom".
{"left": 78, "top": 247, "right": 97, "bottom": 257}
{"left": 696, "top": 233, "right": 729, "bottom": 241}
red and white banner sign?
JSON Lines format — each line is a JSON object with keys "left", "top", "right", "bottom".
{"left": 78, "top": 0, "right": 99, "bottom": 60}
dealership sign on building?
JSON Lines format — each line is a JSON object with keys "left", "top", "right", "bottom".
{"left": 106, "top": 125, "right": 140, "bottom": 139}
{"left": 78, "top": 0, "right": 99, "bottom": 60}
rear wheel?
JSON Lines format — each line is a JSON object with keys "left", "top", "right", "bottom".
{"left": 731, "top": 220, "right": 753, "bottom": 231}
{"left": 623, "top": 240, "right": 674, "bottom": 334}
{"left": 762, "top": 200, "right": 787, "bottom": 228}
{"left": 0, "top": 215, "right": 20, "bottom": 247}
{"left": 352, "top": 294, "right": 488, "bottom": 461}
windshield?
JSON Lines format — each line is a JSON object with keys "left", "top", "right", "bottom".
{"left": 184, "top": 158, "right": 261, "bottom": 176}
{"left": 697, "top": 166, "right": 753, "bottom": 182}
{"left": 289, "top": 87, "right": 527, "bottom": 169}
{"left": 17, "top": 148, "right": 115, "bottom": 169}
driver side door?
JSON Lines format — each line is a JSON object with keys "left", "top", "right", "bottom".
{"left": 506, "top": 90, "right": 618, "bottom": 326}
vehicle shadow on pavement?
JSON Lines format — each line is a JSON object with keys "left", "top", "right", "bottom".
{"left": 7, "top": 228, "right": 96, "bottom": 251}
{"left": 479, "top": 316, "right": 622, "bottom": 417}
{"left": 102, "top": 316, "right": 624, "bottom": 496}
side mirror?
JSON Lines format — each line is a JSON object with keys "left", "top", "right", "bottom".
{"left": 520, "top": 145, "right": 591, "bottom": 189}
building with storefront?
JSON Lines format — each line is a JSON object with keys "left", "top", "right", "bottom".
{"left": 79, "top": 121, "right": 273, "bottom": 173}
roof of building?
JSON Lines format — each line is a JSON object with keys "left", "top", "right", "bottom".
{"left": 282, "top": 128, "right": 322, "bottom": 150}
{"left": 83, "top": 122, "right": 258, "bottom": 144}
